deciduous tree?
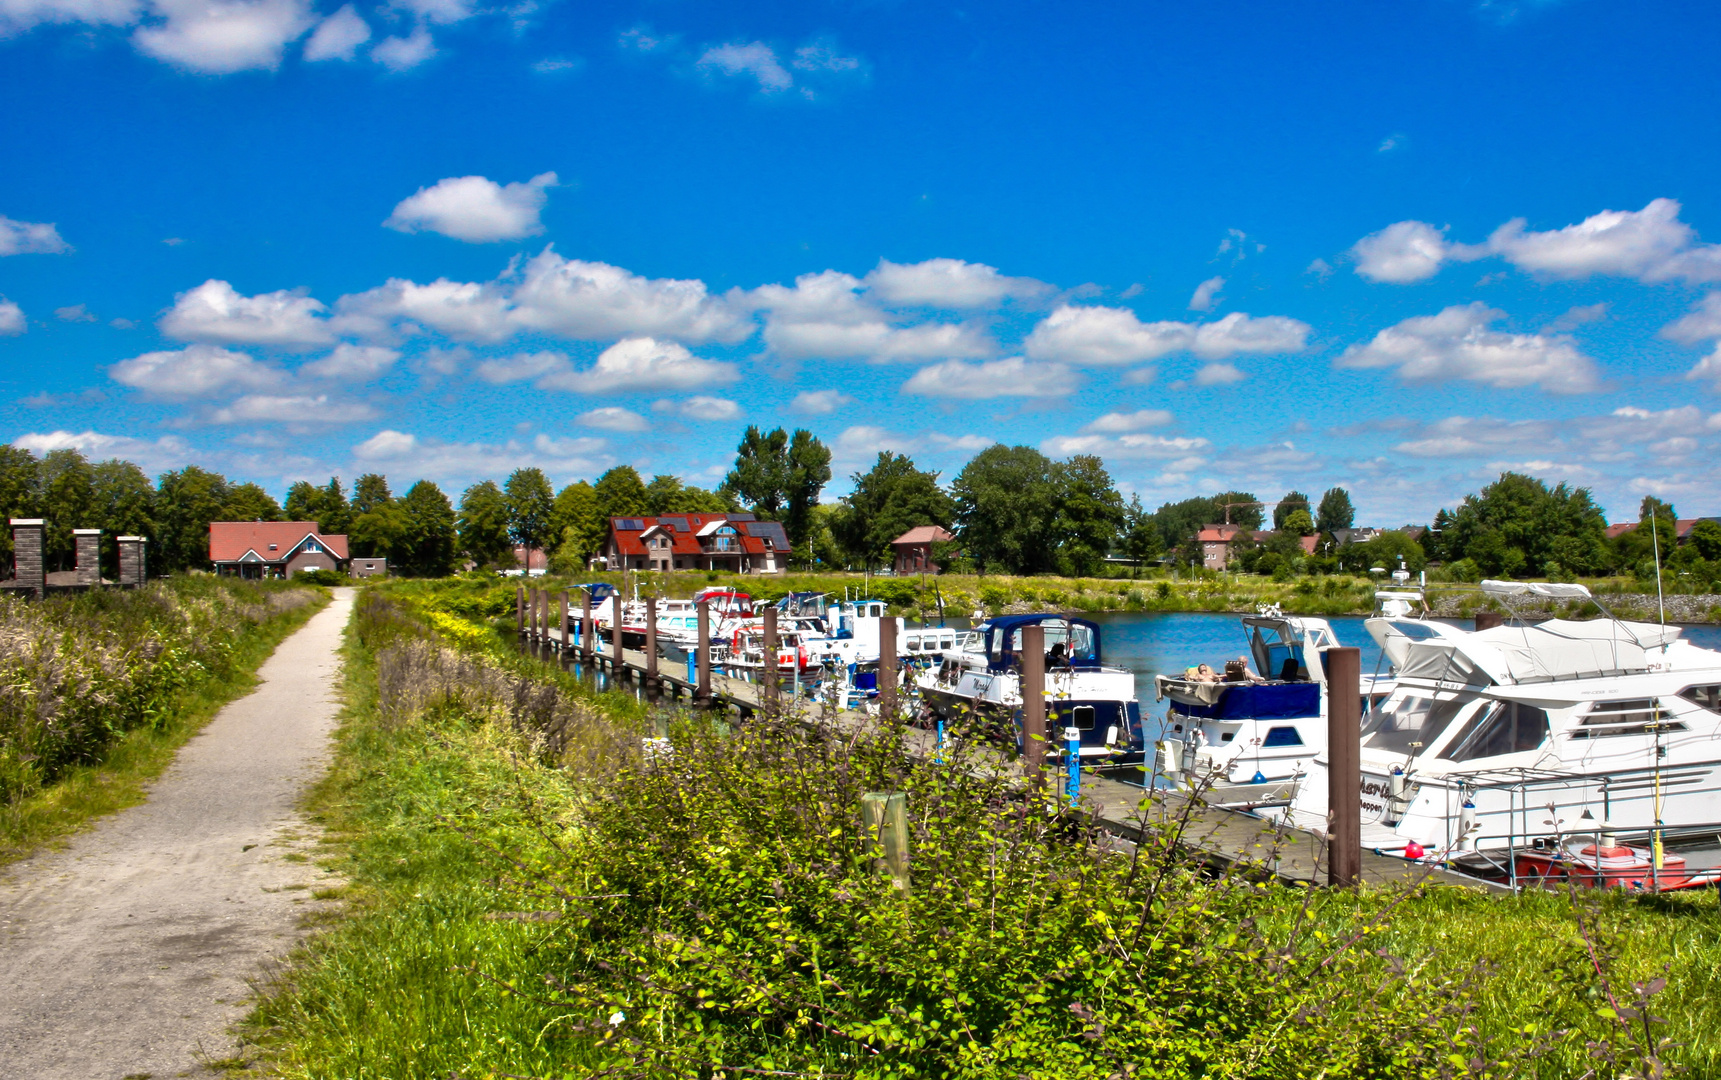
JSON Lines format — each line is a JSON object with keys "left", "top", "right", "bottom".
{"left": 1316, "top": 487, "right": 1355, "bottom": 535}
{"left": 155, "top": 465, "right": 231, "bottom": 574}
{"left": 503, "top": 467, "right": 555, "bottom": 552}
{"left": 458, "top": 480, "right": 512, "bottom": 569}
{"left": 398, "top": 480, "right": 457, "bottom": 576}
{"left": 830, "top": 452, "right": 954, "bottom": 568}
{"left": 223, "top": 482, "right": 282, "bottom": 523}
{"left": 594, "top": 466, "right": 649, "bottom": 520}
{"left": 951, "top": 445, "right": 1059, "bottom": 575}
{"left": 39, "top": 449, "right": 94, "bottom": 571}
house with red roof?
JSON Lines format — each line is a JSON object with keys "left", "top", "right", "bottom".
{"left": 209, "top": 521, "right": 348, "bottom": 578}
{"left": 891, "top": 525, "right": 955, "bottom": 574}
{"left": 604, "top": 513, "right": 790, "bottom": 574}
{"left": 1606, "top": 518, "right": 1719, "bottom": 544}
{"left": 1196, "top": 525, "right": 1318, "bottom": 570}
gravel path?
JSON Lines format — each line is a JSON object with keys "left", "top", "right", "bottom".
{"left": 0, "top": 588, "right": 353, "bottom": 1079}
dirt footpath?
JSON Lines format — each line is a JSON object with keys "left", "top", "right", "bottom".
{"left": 0, "top": 588, "right": 353, "bottom": 1080}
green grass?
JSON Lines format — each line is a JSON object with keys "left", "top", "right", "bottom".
{"left": 0, "top": 587, "right": 330, "bottom": 867}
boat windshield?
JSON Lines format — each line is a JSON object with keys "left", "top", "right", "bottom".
{"left": 995, "top": 621, "right": 1098, "bottom": 665}
{"left": 1361, "top": 693, "right": 1480, "bottom": 755}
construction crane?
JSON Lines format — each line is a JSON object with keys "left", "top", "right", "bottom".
{"left": 1219, "top": 496, "right": 1308, "bottom": 526}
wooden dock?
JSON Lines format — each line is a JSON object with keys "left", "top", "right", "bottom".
{"left": 514, "top": 586, "right": 1499, "bottom": 894}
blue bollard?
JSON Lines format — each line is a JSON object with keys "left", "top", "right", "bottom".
{"left": 935, "top": 718, "right": 946, "bottom": 764}
{"left": 686, "top": 649, "right": 696, "bottom": 686}
{"left": 1065, "top": 727, "right": 1081, "bottom": 807}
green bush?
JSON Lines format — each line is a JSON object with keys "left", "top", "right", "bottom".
{"left": 296, "top": 568, "right": 346, "bottom": 586}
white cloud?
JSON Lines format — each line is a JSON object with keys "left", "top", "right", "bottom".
{"left": 300, "top": 342, "right": 399, "bottom": 379}
{"left": 352, "top": 428, "right": 610, "bottom": 485}
{"left": 1192, "top": 362, "right": 1246, "bottom": 386}
{"left": 1188, "top": 275, "right": 1224, "bottom": 312}
{"left": 371, "top": 26, "right": 434, "bottom": 71}
{"left": 1023, "top": 304, "right": 1309, "bottom": 365}
{"left": 385, "top": 172, "right": 556, "bottom": 242}
{"left": 54, "top": 303, "right": 95, "bottom": 322}
{"left": 790, "top": 389, "right": 853, "bottom": 415}
{"left": 1662, "top": 292, "right": 1721, "bottom": 346}
{"left": 697, "top": 41, "right": 792, "bottom": 92}
{"left": 1351, "top": 220, "right": 1451, "bottom": 283}
{"left": 655, "top": 395, "right": 741, "bottom": 421}
{"left": 829, "top": 425, "right": 993, "bottom": 469}
{"left": 1686, "top": 345, "right": 1721, "bottom": 389}
{"left": 336, "top": 276, "right": 511, "bottom": 341}
{"left": 474, "top": 350, "right": 569, "bottom": 383}
{"left": 0, "top": 298, "right": 23, "bottom": 335}
{"left": 159, "top": 279, "right": 332, "bottom": 348}
{"left": 389, "top": 0, "right": 472, "bottom": 25}
{"left": 1082, "top": 409, "right": 1173, "bottom": 433}
{"left": 537, "top": 337, "right": 735, "bottom": 395}
{"left": 1337, "top": 302, "right": 1600, "bottom": 394}
{"left": 132, "top": 0, "right": 316, "bottom": 73}
{"left": 509, "top": 248, "right": 749, "bottom": 342}
{"left": 901, "top": 357, "right": 1076, "bottom": 399}
{"left": 576, "top": 406, "right": 649, "bottom": 432}
{"left": 0, "top": 0, "right": 140, "bottom": 33}
{"left": 864, "top": 258, "right": 1052, "bottom": 308}
{"left": 302, "top": 3, "right": 368, "bottom": 60}
{"left": 765, "top": 317, "right": 993, "bottom": 363}
{"left": 202, "top": 393, "right": 377, "bottom": 424}
{"left": 793, "top": 39, "right": 860, "bottom": 74}
{"left": 1041, "top": 432, "right": 1212, "bottom": 460}
{"left": 110, "top": 343, "right": 281, "bottom": 398}
{"left": 13, "top": 429, "right": 192, "bottom": 473}
{"left": 0, "top": 215, "right": 72, "bottom": 255}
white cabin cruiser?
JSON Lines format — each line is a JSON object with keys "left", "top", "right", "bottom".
{"left": 1282, "top": 581, "right": 1721, "bottom": 884}
{"left": 915, "top": 614, "right": 1145, "bottom": 766}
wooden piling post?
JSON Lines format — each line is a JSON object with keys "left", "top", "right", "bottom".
{"left": 696, "top": 598, "right": 712, "bottom": 704}
{"left": 516, "top": 585, "right": 525, "bottom": 635}
{"left": 877, "top": 613, "right": 897, "bottom": 720}
{"left": 861, "top": 792, "right": 910, "bottom": 892}
{"left": 560, "top": 591, "right": 570, "bottom": 650}
{"left": 1327, "top": 646, "right": 1362, "bottom": 887}
{"left": 644, "top": 595, "right": 659, "bottom": 688}
{"left": 581, "top": 590, "right": 593, "bottom": 661}
{"left": 762, "top": 606, "right": 779, "bottom": 707}
{"left": 1021, "top": 623, "right": 1046, "bottom": 788}
{"left": 611, "top": 597, "right": 624, "bottom": 663}
{"left": 1474, "top": 611, "right": 1504, "bottom": 631}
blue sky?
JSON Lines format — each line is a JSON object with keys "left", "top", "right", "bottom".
{"left": 2, "top": 0, "right": 1720, "bottom": 524}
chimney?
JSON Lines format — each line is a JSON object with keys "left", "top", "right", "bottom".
{"left": 117, "top": 536, "right": 148, "bottom": 587}
{"left": 10, "top": 519, "right": 44, "bottom": 598}
{"left": 73, "top": 528, "right": 101, "bottom": 586}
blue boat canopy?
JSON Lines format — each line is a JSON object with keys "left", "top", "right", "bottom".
{"left": 575, "top": 582, "right": 617, "bottom": 601}
{"left": 983, "top": 614, "right": 1103, "bottom": 673}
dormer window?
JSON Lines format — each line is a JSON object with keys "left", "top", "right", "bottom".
{"left": 305, "top": 540, "right": 321, "bottom": 554}
{"left": 268, "top": 544, "right": 278, "bottom": 551}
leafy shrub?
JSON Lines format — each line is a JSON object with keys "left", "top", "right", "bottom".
{"left": 296, "top": 568, "right": 346, "bottom": 586}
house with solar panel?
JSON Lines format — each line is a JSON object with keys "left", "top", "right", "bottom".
{"left": 603, "top": 513, "right": 791, "bottom": 574}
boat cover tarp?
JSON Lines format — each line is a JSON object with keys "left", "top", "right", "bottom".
{"left": 1397, "top": 618, "right": 1681, "bottom": 685}
{"left": 1162, "top": 680, "right": 1322, "bottom": 720}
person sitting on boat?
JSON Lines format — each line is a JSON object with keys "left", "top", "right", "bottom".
{"left": 1223, "top": 657, "right": 1264, "bottom": 683}
{"left": 1047, "top": 641, "right": 1070, "bottom": 668}
{"left": 1188, "top": 663, "right": 1223, "bottom": 683}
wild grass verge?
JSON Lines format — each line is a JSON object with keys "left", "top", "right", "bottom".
{"left": 0, "top": 577, "right": 326, "bottom": 865}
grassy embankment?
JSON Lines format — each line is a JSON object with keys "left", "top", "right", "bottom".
{"left": 245, "top": 582, "right": 1721, "bottom": 1078}
{"left": 0, "top": 576, "right": 327, "bottom": 866}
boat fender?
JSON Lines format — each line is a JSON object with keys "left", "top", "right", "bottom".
{"left": 1388, "top": 766, "right": 1405, "bottom": 800}
{"left": 1458, "top": 799, "right": 1478, "bottom": 848}
{"left": 1104, "top": 724, "right": 1119, "bottom": 747}
{"left": 1250, "top": 771, "right": 1267, "bottom": 784}
{"left": 1404, "top": 840, "right": 1426, "bottom": 859}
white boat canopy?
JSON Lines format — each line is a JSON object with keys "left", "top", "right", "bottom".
{"left": 1395, "top": 617, "right": 1682, "bottom": 686}
{"left": 1479, "top": 579, "right": 1596, "bottom": 600}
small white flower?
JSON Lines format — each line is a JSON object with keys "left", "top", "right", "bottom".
{"left": 608, "top": 1010, "right": 626, "bottom": 1026}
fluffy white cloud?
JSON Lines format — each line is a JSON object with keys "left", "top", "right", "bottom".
{"left": 389, "top": 0, "right": 472, "bottom": 25}
{"left": 13, "top": 429, "right": 192, "bottom": 473}
{"left": 537, "top": 337, "right": 736, "bottom": 394}
{"left": 54, "top": 303, "right": 95, "bottom": 322}
{"left": 697, "top": 41, "right": 791, "bottom": 92}
{"left": 1188, "top": 275, "right": 1224, "bottom": 312}
{"left": 353, "top": 429, "right": 609, "bottom": 484}
{"left": 159, "top": 279, "right": 332, "bottom": 348}
{"left": 655, "top": 395, "right": 741, "bottom": 420}
{"left": 132, "top": 0, "right": 316, "bottom": 73}
{"left": 829, "top": 425, "right": 992, "bottom": 469}
{"left": 474, "top": 350, "right": 569, "bottom": 383}
{"left": 385, "top": 173, "right": 557, "bottom": 242}
{"left": 864, "top": 258, "right": 1052, "bottom": 308}
{"left": 1082, "top": 409, "right": 1173, "bottom": 433}
{"left": 1041, "top": 432, "right": 1211, "bottom": 460}
{"left": 302, "top": 3, "right": 368, "bottom": 60}
{"left": 790, "top": 389, "right": 853, "bottom": 414}
{"left": 110, "top": 343, "right": 281, "bottom": 398}
{"left": 901, "top": 357, "right": 1076, "bottom": 399}
{"left": 1687, "top": 345, "right": 1721, "bottom": 388}
{"left": 577, "top": 406, "right": 649, "bottom": 432}
{"left": 300, "top": 342, "right": 399, "bottom": 379}
{"left": 793, "top": 38, "right": 861, "bottom": 73}
{"left": 1350, "top": 221, "right": 1450, "bottom": 283}
{"left": 1023, "top": 305, "right": 1309, "bottom": 365}
{"left": 1662, "top": 292, "right": 1721, "bottom": 346}
{"left": 336, "top": 276, "right": 511, "bottom": 341}
{"left": 1192, "top": 362, "right": 1246, "bottom": 386}
{"left": 0, "top": 298, "right": 23, "bottom": 336}
{"left": 202, "top": 393, "right": 377, "bottom": 424}
{"left": 1337, "top": 302, "right": 1599, "bottom": 394}
{"left": 750, "top": 269, "right": 995, "bottom": 361}
{"left": 509, "top": 249, "right": 749, "bottom": 342}
{"left": 371, "top": 26, "right": 434, "bottom": 71}
{"left": 0, "top": 0, "right": 140, "bottom": 32}
{"left": 0, "top": 215, "right": 72, "bottom": 255}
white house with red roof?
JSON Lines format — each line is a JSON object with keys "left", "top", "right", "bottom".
{"left": 209, "top": 521, "right": 348, "bottom": 578}
{"left": 604, "top": 513, "right": 789, "bottom": 574}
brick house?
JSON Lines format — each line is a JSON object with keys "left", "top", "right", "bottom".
{"left": 1606, "top": 518, "right": 1720, "bottom": 545}
{"left": 604, "top": 513, "right": 790, "bottom": 574}
{"left": 891, "top": 525, "right": 955, "bottom": 574}
{"left": 1196, "top": 525, "right": 1318, "bottom": 570}
{"left": 350, "top": 557, "right": 388, "bottom": 579}
{"left": 210, "top": 521, "right": 348, "bottom": 578}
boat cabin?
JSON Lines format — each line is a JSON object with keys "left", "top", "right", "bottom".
{"left": 983, "top": 614, "right": 1103, "bottom": 673}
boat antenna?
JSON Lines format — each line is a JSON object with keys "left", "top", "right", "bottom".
{"left": 1650, "top": 511, "right": 1667, "bottom": 633}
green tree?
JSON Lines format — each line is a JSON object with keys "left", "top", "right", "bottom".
{"left": 1280, "top": 508, "right": 1315, "bottom": 536}
{"left": 594, "top": 466, "right": 649, "bottom": 520}
{"left": 224, "top": 482, "right": 283, "bottom": 522}
{"left": 645, "top": 474, "right": 687, "bottom": 516}
{"left": 1273, "top": 491, "right": 1312, "bottom": 531}
{"left": 951, "top": 445, "right": 1059, "bottom": 575}
{"left": 1316, "top": 487, "right": 1356, "bottom": 535}
{"left": 1442, "top": 472, "right": 1608, "bottom": 578}
{"left": 504, "top": 467, "right": 555, "bottom": 552}
{"left": 547, "top": 481, "right": 606, "bottom": 567}
{"left": 39, "top": 448, "right": 94, "bottom": 571}
{"left": 352, "top": 473, "right": 393, "bottom": 516}
{"left": 830, "top": 452, "right": 955, "bottom": 568}
{"left": 1211, "top": 490, "right": 1263, "bottom": 529}
{"left": 1050, "top": 455, "right": 1125, "bottom": 577}
{"left": 283, "top": 480, "right": 322, "bottom": 522}
{"left": 398, "top": 480, "right": 458, "bottom": 577}
{"left": 1338, "top": 531, "right": 1428, "bottom": 574}
{"left": 457, "top": 480, "right": 513, "bottom": 569}
{"left": 284, "top": 477, "right": 351, "bottom": 533}
{"left": 1119, "top": 495, "right": 1164, "bottom": 573}
{"left": 350, "top": 504, "right": 410, "bottom": 561}
{"left": 1146, "top": 496, "right": 1219, "bottom": 562}
{"left": 785, "top": 430, "right": 832, "bottom": 548}
{"left": 1688, "top": 519, "right": 1721, "bottom": 562}
{"left": 0, "top": 446, "right": 38, "bottom": 566}
{"left": 721, "top": 427, "right": 790, "bottom": 518}
{"left": 155, "top": 465, "right": 232, "bottom": 573}
{"left": 90, "top": 459, "right": 155, "bottom": 579}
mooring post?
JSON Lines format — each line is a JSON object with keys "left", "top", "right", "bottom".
{"left": 581, "top": 590, "right": 593, "bottom": 661}
{"left": 1474, "top": 610, "right": 1504, "bottom": 631}
{"left": 611, "top": 598, "right": 624, "bottom": 665}
{"left": 516, "top": 585, "right": 525, "bottom": 635}
{"left": 861, "top": 791, "right": 910, "bottom": 892}
{"left": 1327, "top": 645, "right": 1362, "bottom": 887}
{"left": 644, "top": 595, "right": 659, "bottom": 690}
{"left": 696, "top": 598, "right": 712, "bottom": 705}
{"left": 531, "top": 589, "right": 542, "bottom": 641}
{"left": 762, "top": 606, "right": 779, "bottom": 707}
{"left": 1021, "top": 623, "right": 1046, "bottom": 788}
{"left": 877, "top": 613, "right": 897, "bottom": 720}
{"left": 560, "top": 590, "right": 570, "bottom": 651}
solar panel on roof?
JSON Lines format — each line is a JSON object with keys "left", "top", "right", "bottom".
{"left": 659, "top": 515, "right": 689, "bottom": 531}
{"left": 727, "top": 512, "right": 756, "bottom": 522}
{"left": 615, "top": 518, "right": 647, "bottom": 531}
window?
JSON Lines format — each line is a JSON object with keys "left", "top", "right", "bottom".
{"left": 1262, "top": 726, "right": 1304, "bottom": 748}
{"left": 1441, "top": 700, "right": 1550, "bottom": 761}
{"left": 1362, "top": 695, "right": 1476, "bottom": 755}
{"left": 1569, "top": 699, "right": 1687, "bottom": 740}
{"left": 304, "top": 540, "right": 321, "bottom": 553}
{"left": 1680, "top": 684, "right": 1721, "bottom": 713}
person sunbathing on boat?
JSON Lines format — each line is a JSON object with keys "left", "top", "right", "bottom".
{"left": 1186, "top": 663, "right": 1223, "bottom": 683}
{"left": 1223, "top": 657, "right": 1264, "bottom": 683}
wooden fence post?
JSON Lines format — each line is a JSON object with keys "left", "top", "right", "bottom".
{"left": 861, "top": 791, "right": 910, "bottom": 892}
{"left": 877, "top": 613, "right": 897, "bottom": 719}
{"left": 1021, "top": 623, "right": 1046, "bottom": 788}
{"left": 696, "top": 598, "right": 712, "bottom": 704}
{"left": 581, "top": 590, "right": 593, "bottom": 661}
{"left": 762, "top": 606, "right": 779, "bottom": 707}
{"left": 515, "top": 585, "right": 525, "bottom": 635}
{"left": 1327, "top": 646, "right": 1362, "bottom": 887}
{"left": 560, "top": 590, "right": 570, "bottom": 650}
{"left": 644, "top": 595, "right": 659, "bottom": 689}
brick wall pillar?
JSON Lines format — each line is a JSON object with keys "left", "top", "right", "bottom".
{"left": 10, "top": 519, "right": 43, "bottom": 598}
{"left": 117, "top": 536, "right": 148, "bottom": 587}
{"left": 73, "top": 528, "right": 101, "bottom": 586}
